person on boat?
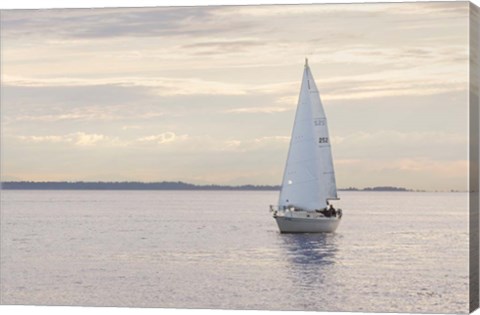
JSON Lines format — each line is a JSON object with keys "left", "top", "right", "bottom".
{"left": 326, "top": 204, "right": 337, "bottom": 217}
{"left": 321, "top": 204, "right": 331, "bottom": 217}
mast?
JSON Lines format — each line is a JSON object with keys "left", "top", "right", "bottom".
{"left": 278, "top": 60, "right": 338, "bottom": 210}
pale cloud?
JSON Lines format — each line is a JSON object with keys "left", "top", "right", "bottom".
{"left": 332, "top": 130, "right": 467, "bottom": 146}
{"left": 216, "top": 136, "right": 290, "bottom": 152}
{"left": 253, "top": 136, "right": 290, "bottom": 143}
{"left": 14, "top": 131, "right": 289, "bottom": 152}
{"left": 137, "top": 134, "right": 290, "bottom": 153}
{"left": 225, "top": 107, "right": 291, "bottom": 114}
{"left": 249, "top": 82, "right": 298, "bottom": 95}
{"left": 17, "top": 132, "right": 117, "bottom": 146}
{"left": 75, "top": 132, "right": 108, "bottom": 146}
{"left": 3, "top": 37, "right": 467, "bottom": 102}
{"left": 5, "top": 65, "right": 467, "bottom": 105}
{"left": 217, "top": 2, "right": 466, "bottom": 18}
{"left": 11, "top": 108, "right": 123, "bottom": 123}
{"left": 181, "top": 38, "right": 267, "bottom": 55}
{"left": 222, "top": 140, "right": 243, "bottom": 151}
{"left": 315, "top": 45, "right": 467, "bottom": 68}
{"left": 324, "top": 83, "right": 465, "bottom": 101}
{"left": 137, "top": 132, "right": 188, "bottom": 144}
{"left": 0, "top": 7, "right": 228, "bottom": 40}
{"left": 17, "top": 135, "right": 66, "bottom": 143}
{"left": 3, "top": 75, "right": 250, "bottom": 96}
{"left": 121, "top": 125, "right": 143, "bottom": 130}
{"left": 2, "top": 74, "right": 293, "bottom": 103}
{"left": 318, "top": 58, "right": 468, "bottom": 101}
{"left": 135, "top": 134, "right": 290, "bottom": 153}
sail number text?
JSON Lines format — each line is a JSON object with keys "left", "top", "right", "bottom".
{"left": 318, "top": 137, "right": 329, "bottom": 144}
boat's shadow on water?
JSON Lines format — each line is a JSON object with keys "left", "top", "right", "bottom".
{"left": 278, "top": 233, "right": 339, "bottom": 266}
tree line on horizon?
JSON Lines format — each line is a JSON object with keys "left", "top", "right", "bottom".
{"left": 1, "top": 181, "right": 414, "bottom": 191}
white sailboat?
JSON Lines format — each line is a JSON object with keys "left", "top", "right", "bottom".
{"left": 271, "top": 59, "right": 342, "bottom": 233}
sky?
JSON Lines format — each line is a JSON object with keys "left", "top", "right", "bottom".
{"left": 0, "top": 1, "right": 471, "bottom": 190}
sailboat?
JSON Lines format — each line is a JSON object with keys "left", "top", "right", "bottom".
{"left": 271, "top": 59, "right": 342, "bottom": 233}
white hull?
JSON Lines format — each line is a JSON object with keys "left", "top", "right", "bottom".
{"left": 274, "top": 214, "right": 340, "bottom": 233}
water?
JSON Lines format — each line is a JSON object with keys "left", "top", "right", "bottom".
{"left": 0, "top": 190, "right": 469, "bottom": 313}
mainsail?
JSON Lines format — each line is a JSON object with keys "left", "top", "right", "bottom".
{"left": 278, "top": 59, "right": 338, "bottom": 210}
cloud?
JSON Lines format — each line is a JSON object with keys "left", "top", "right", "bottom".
{"left": 225, "top": 106, "right": 291, "bottom": 114}
{"left": 137, "top": 132, "right": 188, "bottom": 144}
{"left": 218, "top": 2, "right": 467, "bottom": 18}
{"left": 215, "top": 136, "right": 290, "bottom": 152}
{"left": 121, "top": 125, "right": 143, "bottom": 130}
{"left": 319, "top": 76, "right": 466, "bottom": 102}
{"left": 332, "top": 130, "right": 467, "bottom": 146}
{"left": 74, "top": 132, "right": 108, "bottom": 146}
{"left": 181, "top": 39, "right": 267, "bottom": 55}
{"left": 2, "top": 3, "right": 466, "bottom": 42}
{"left": 3, "top": 75, "right": 250, "bottom": 96}
{"left": 135, "top": 134, "right": 289, "bottom": 152}
{"left": 11, "top": 108, "right": 122, "bottom": 123}
{"left": 16, "top": 131, "right": 193, "bottom": 147}
{"left": 3, "top": 77, "right": 288, "bottom": 107}
{"left": 16, "top": 135, "right": 66, "bottom": 143}
{"left": 17, "top": 132, "right": 117, "bottom": 146}
{"left": 0, "top": 7, "right": 231, "bottom": 40}
{"left": 4, "top": 42, "right": 467, "bottom": 102}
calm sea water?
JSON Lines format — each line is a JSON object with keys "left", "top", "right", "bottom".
{"left": 0, "top": 190, "right": 469, "bottom": 313}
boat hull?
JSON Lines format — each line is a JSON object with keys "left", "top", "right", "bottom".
{"left": 274, "top": 215, "right": 340, "bottom": 233}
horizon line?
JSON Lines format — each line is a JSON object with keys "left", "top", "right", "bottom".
{"left": 0, "top": 181, "right": 468, "bottom": 192}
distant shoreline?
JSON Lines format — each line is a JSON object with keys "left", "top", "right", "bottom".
{"left": 1, "top": 181, "right": 279, "bottom": 191}
{"left": 0, "top": 181, "right": 442, "bottom": 192}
